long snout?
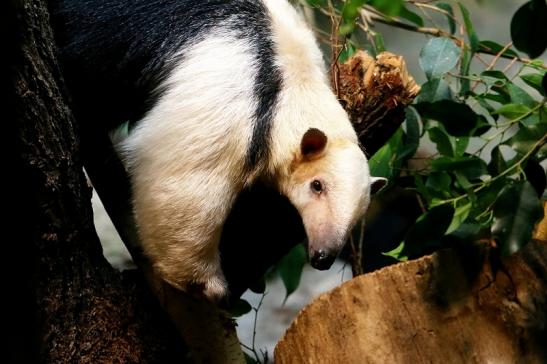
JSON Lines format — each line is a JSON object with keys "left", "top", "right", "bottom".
{"left": 301, "top": 209, "right": 348, "bottom": 271}
{"left": 307, "top": 230, "right": 346, "bottom": 270}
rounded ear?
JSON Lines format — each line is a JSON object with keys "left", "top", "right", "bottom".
{"left": 370, "top": 177, "right": 388, "bottom": 194}
{"left": 301, "top": 128, "right": 327, "bottom": 159}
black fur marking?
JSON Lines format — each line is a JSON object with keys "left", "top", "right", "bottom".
{"left": 245, "top": 8, "right": 282, "bottom": 170}
{"left": 50, "top": 0, "right": 282, "bottom": 170}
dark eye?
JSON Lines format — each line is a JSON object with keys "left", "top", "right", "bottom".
{"left": 310, "top": 180, "right": 323, "bottom": 193}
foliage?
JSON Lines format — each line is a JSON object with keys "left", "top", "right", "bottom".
{"left": 274, "top": 0, "right": 547, "bottom": 292}
{"left": 276, "top": 244, "right": 307, "bottom": 302}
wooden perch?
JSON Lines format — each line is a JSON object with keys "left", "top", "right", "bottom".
{"left": 274, "top": 206, "right": 547, "bottom": 363}
{"left": 338, "top": 51, "right": 420, "bottom": 155}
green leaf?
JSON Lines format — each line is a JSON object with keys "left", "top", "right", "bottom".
{"left": 339, "top": 42, "right": 357, "bottom": 63}
{"left": 399, "top": 6, "right": 424, "bottom": 26}
{"left": 510, "top": 0, "right": 547, "bottom": 58}
{"left": 472, "top": 116, "right": 492, "bottom": 137}
{"left": 543, "top": 73, "right": 547, "bottom": 94}
{"left": 369, "top": 128, "right": 404, "bottom": 179}
{"left": 342, "top": 0, "right": 367, "bottom": 22}
{"left": 369, "top": 143, "right": 393, "bottom": 178}
{"left": 481, "top": 70, "right": 508, "bottom": 81}
{"left": 415, "top": 174, "right": 434, "bottom": 203}
{"left": 419, "top": 38, "right": 462, "bottom": 80}
{"left": 487, "top": 146, "right": 508, "bottom": 176}
{"left": 426, "top": 172, "right": 452, "bottom": 193}
{"left": 428, "top": 127, "right": 454, "bottom": 157}
{"left": 416, "top": 100, "right": 478, "bottom": 136}
{"left": 524, "top": 159, "right": 547, "bottom": 197}
{"left": 374, "top": 32, "right": 386, "bottom": 53}
{"left": 340, "top": 0, "right": 367, "bottom": 35}
{"left": 485, "top": 79, "right": 536, "bottom": 112}
{"left": 227, "top": 298, "right": 253, "bottom": 317}
{"left": 449, "top": 222, "right": 482, "bottom": 240}
{"left": 404, "top": 107, "right": 420, "bottom": 157}
{"left": 368, "top": 0, "right": 403, "bottom": 16}
{"left": 339, "top": 23, "right": 355, "bottom": 36}
{"left": 506, "top": 83, "right": 536, "bottom": 108}
{"left": 245, "top": 353, "right": 259, "bottom": 364}
{"left": 523, "top": 112, "right": 542, "bottom": 127}
{"left": 473, "top": 178, "right": 509, "bottom": 220}
{"left": 248, "top": 276, "right": 266, "bottom": 294}
{"left": 454, "top": 170, "right": 474, "bottom": 193}
{"left": 541, "top": 105, "right": 547, "bottom": 123}
{"left": 473, "top": 93, "right": 498, "bottom": 120}
{"left": 492, "top": 181, "right": 544, "bottom": 256}
{"left": 483, "top": 92, "right": 509, "bottom": 106}
{"left": 521, "top": 73, "right": 547, "bottom": 96}
{"left": 437, "top": 3, "right": 456, "bottom": 35}
{"left": 417, "top": 78, "right": 453, "bottom": 103}
{"left": 398, "top": 145, "right": 418, "bottom": 162}
{"left": 430, "top": 156, "right": 487, "bottom": 180}
{"left": 383, "top": 242, "right": 408, "bottom": 262}
{"left": 505, "top": 122, "right": 547, "bottom": 160}
{"left": 458, "top": 2, "right": 480, "bottom": 52}
{"left": 475, "top": 96, "right": 496, "bottom": 113}
{"left": 460, "top": 47, "right": 473, "bottom": 95}
{"left": 447, "top": 202, "right": 472, "bottom": 234}
{"left": 479, "top": 40, "right": 519, "bottom": 58}
{"left": 402, "top": 204, "right": 455, "bottom": 259}
{"left": 277, "top": 243, "right": 307, "bottom": 301}
{"left": 454, "top": 137, "right": 469, "bottom": 156}
{"left": 494, "top": 104, "right": 532, "bottom": 120}
{"left": 481, "top": 70, "right": 508, "bottom": 94}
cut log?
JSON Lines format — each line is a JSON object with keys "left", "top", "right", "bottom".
{"left": 275, "top": 209, "right": 547, "bottom": 363}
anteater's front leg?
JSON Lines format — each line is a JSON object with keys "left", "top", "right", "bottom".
{"left": 132, "top": 171, "right": 240, "bottom": 301}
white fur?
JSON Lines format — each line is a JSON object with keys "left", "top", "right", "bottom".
{"left": 120, "top": 31, "right": 258, "bottom": 299}
{"left": 119, "top": 0, "right": 376, "bottom": 300}
{"left": 282, "top": 143, "right": 371, "bottom": 256}
{"left": 263, "top": 0, "right": 372, "bottom": 255}
{"left": 262, "top": 0, "right": 359, "bottom": 175}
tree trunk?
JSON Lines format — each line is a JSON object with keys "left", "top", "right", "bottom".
{"left": 7, "top": 0, "right": 186, "bottom": 362}
{"left": 274, "top": 216, "right": 547, "bottom": 363}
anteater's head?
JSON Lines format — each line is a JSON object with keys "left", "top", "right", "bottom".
{"left": 280, "top": 128, "right": 386, "bottom": 270}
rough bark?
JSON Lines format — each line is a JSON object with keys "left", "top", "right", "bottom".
{"left": 8, "top": 0, "right": 187, "bottom": 362}
{"left": 338, "top": 51, "right": 420, "bottom": 156}
{"left": 274, "top": 212, "right": 547, "bottom": 363}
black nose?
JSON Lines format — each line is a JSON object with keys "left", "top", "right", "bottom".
{"left": 310, "top": 249, "right": 336, "bottom": 270}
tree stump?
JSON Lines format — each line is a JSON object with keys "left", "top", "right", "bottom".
{"left": 275, "top": 208, "right": 547, "bottom": 363}
{"left": 338, "top": 50, "right": 420, "bottom": 155}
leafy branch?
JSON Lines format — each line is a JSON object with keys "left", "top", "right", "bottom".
{"left": 362, "top": 7, "right": 546, "bottom": 69}
{"left": 439, "top": 131, "right": 547, "bottom": 207}
{"left": 298, "top": 0, "right": 547, "bottom": 265}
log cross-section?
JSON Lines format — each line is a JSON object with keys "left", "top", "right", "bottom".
{"left": 275, "top": 234, "right": 547, "bottom": 363}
